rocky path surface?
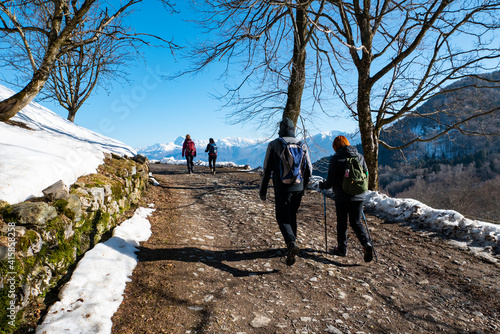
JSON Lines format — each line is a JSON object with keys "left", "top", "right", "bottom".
{"left": 111, "top": 164, "right": 500, "bottom": 334}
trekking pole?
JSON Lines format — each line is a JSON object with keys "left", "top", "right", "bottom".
{"left": 323, "top": 189, "right": 328, "bottom": 254}
{"left": 361, "top": 210, "right": 378, "bottom": 261}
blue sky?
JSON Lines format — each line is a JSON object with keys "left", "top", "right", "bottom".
{"left": 3, "top": 1, "right": 358, "bottom": 149}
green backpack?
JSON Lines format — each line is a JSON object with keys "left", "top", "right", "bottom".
{"left": 342, "top": 156, "right": 368, "bottom": 195}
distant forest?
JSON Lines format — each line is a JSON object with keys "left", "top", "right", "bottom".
{"left": 313, "top": 71, "right": 500, "bottom": 223}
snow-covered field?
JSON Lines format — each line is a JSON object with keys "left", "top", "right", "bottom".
{"left": 0, "top": 85, "right": 136, "bottom": 204}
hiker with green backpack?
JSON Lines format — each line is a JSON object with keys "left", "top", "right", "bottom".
{"left": 319, "top": 135, "right": 374, "bottom": 262}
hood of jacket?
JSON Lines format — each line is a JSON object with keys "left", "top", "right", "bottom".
{"left": 278, "top": 117, "right": 295, "bottom": 137}
{"left": 337, "top": 145, "right": 359, "bottom": 158}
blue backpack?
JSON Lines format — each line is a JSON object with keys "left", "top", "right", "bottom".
{"left": 278, "top": 138, "right": 306, "bottom": 184}
{"left": 208, "top": 143, "right": 217, "bottom": 155}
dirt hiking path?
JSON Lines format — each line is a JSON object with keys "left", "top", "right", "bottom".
{"left": 111, "top": 164, "right": 499, "bottom": 334}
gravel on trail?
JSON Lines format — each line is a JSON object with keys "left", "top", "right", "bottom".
{"left": 111, "top": 164, "right": 500, "bottom": 334}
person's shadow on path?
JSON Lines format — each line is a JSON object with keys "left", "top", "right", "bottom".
{"left": 300, "top": 248, "right": 361, "bottom": 267}
{"left": 137, "top": 245, "right": 360, "bottom": 278}
{"left": 137, "top": 246, "right": 283, "bottom": 277}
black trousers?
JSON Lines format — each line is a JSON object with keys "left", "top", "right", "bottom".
{"left": 185, "top": 155, "right": 194, "bottom": 172}
{"left": 334, "top": 200, "right": 370, "bottom": 253}
{"left": 274, "top": 191, "right": 303, "bottom": 245}
{"left": 208, "top": 155, "right": 217, "bottom": 170}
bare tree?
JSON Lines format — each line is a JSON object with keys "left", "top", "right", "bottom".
{"left": 187, "top": 1, "right": 499, "bottom": 192}
{"left": 46, "top": 45, "right": 105, "bottom": 123}
{"left": 186, "top": 0, "right": 324, "bottom": 131}
{"left": 311, "top": 0, "right": 500, "bottom": 189}
{"left": 0, "top": 0, "right": 177, "bottom": 122}
{"left": 41, "top": 27, "right": 132, "bottom": 122}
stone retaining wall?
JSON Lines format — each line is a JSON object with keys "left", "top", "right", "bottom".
{"left": 0, "top": 154, "right": 150, "bottom": 332}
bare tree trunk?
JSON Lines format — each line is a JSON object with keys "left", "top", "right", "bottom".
{"left": 0, "top": 70, "right": 49, "bottom": 121}
{"left": 283, "top": 4, "right": 308, "bottom": 128}
{"left": 0, "top": 1, "right": 68, "bottom": 122}
{"left": 357, "top": 66, "right": 380, "bottom": 190}
{"left": 67, "top": 108, "right": 77, "bottom": 122}
{"left": 359, "top": 111, "right": 380, "bottom": 190}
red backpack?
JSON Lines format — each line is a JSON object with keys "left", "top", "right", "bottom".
{"left": 186, "top": 140, "right": 196, "bottom": 154}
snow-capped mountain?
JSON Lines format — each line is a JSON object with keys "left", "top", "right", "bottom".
{"left": 137, "top": 131, "right": 361, "bottom": 168}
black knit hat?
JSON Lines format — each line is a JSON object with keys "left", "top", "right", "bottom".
{"left": 279, "top": 117, "right": 295, "bottom": 137}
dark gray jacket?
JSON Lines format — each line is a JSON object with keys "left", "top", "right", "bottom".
{"left": 259, "top": 118, "right": 313, "bottom": 199}
{"left": 322, "top": 145, "right": 368, "bottom": 202}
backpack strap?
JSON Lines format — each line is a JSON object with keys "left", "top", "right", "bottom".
{"left": 278, "top": 137, "right": 302, "bottom": 146}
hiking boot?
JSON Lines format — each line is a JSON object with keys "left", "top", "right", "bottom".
{"left": 330, "top": 247, "right": 347, "bottom": 257}
{"left": 363, "top": 243, "right": 374, "bottom": 263}
{"left": 285, "top": 242, "right": 300, "bottom": 266}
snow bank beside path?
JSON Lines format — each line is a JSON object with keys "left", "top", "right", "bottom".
{"left": 363, "top": 191, "right": 500, "bottom": 250}
{"left": 308, "top": 177, "right": 500, "bottom": 254}
{"left": 0, "top": 85, "right": 136, "bottom": 204}
{"left": 36, "top": 207, "right": 154, "bottom": 334}
{"left": 0, "top": 122, "right": 105, "bottom": 204}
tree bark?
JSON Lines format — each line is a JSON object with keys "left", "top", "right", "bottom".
{"left": 357, "top": 62, "right": 379, "bottom": 190}
{"left": 283, "top": 4, "right": 308, "bottom": 128}
{"left": 351, "top": 0, "right": 380, "bottom": 190}
{"left": 67, "top": 109, "right": 77, "bottom": 122}
{"left": 0, "top": 68, "right": 52, "bottom": 122}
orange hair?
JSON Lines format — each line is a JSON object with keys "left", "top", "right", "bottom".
{"left": 332, "top": 135, "right": 350, "bottom": 152}
{"left": 186, "top": 134, "right": 191, "bottom": 140}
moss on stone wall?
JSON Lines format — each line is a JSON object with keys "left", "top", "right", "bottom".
{"left": 0, "top": 154, "right": 149, "bottom": 333}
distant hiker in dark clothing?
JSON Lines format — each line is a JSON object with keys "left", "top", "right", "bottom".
{"left": 205, "top": 138, "right": 218, "bottom": 175}
{"left": 319, "top": 135, "right": 373, "bottom": 262}
{"left": 259, "top": 117, "right": 313, "bottom": 266}
{"left": 182, "top": 134, "right": 196, "bottom": 174}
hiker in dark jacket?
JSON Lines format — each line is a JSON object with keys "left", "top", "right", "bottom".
{"left": 259, "top": 117, "right": 313, "bottom": 266}
{"left": 319, "top": 135, "right": 373, "bottom": 262}
{"left": 205, "top": 138, "right": 218, "bottom": 175}
{"left": 182, "top": 134, "right": 196, "bottom": 174}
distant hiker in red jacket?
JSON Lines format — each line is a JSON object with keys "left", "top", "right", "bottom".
{"left": 182, "top": 134, "right": 196, "bottom": 174}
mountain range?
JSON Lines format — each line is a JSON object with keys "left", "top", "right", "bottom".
{"left": 139, "top": 71, "right": 499, "bottom": 169}
{"left": 137, "top": 131, "right": 361, "bottom": 168}
{"left": 378, "top": 70, "right": 500, "bottom": 167}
